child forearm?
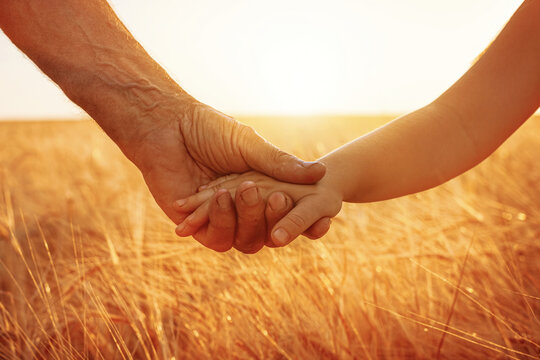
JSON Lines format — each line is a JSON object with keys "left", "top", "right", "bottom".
{"left": 322, "top": 0, "right": 540, "bottom": 204}
{"left": 319, "top": 103, "right": 488, "bottom": 203}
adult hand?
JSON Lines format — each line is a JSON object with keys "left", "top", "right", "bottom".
{"left": 175, "top": 175, "right": 332, "bottom": 253}
{"left": 177, "top": 185, "right": 302, "bottom": 253}
{"left": 125, "top": 101, "right": 326, "bottom": 231}
{"left": 0, "top": 0, "right": 326, "bottom": 253}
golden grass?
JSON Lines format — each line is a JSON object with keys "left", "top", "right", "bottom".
{"left": 0, "top": 116, "right": 539, "bottom": 359}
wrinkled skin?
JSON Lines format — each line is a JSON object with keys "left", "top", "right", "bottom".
{"left": 126, "top": 103, "right": 328, "bottom": 248}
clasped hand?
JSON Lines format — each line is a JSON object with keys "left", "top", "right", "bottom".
{"left": 174, "top": 171, "right": 341, "bottom": 253}
{"left": 125, "top": 101, "right": 335, "bottom": 253}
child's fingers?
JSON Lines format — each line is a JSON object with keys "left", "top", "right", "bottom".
{"left": 175, "top": 201, "right": 211, "bottom": 237}
{"left": 270, "top": 198, "right": 327, "bottom": 247}
{"left": 233, "top": 181, "right": 266, "bottom": 254}
{"left": 197, "top": 174, "right": 240, "bottom": 192}
{"left": 302, "top": 217, "right": 332, "bottom": 240}
{"left": 193, "top": 189, "right": 236, "bottom": 252}
{"left": 264, "top": 192, "right": 293, "bottom": 247}
{"left": 174, "top": 187, "right": 219, "bottom": 213}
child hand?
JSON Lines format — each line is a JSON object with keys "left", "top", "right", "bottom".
{"left": 174, "top": 171, "right": 342, "bottom": 251}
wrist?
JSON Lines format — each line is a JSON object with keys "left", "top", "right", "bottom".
{"left": 318, "top": 157, "right": 347, "bottom": 201}
{"left": 59, "top": 53, "right": 201, "bottom": 161}
{"left": 24, "top": 21, "right": 198, "bottom": 153}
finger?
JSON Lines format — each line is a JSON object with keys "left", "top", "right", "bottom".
{"left": 175, "top": 201, "right": 211, "bottom": 237}
{"left": 271, "top": 198, "right": 326, "bottom": 247}
{"left": 192, "top": 189, "right": 235, "bottom": 252}
{"left": 174, "top": 187, "right": 218, "bottom": 214}
{"left": 239, "top": 127, "right": 326, "bottom": 184}
{"left": 233, "top": 181, "right": 266, "bottom": 254}
{"left": 303, "top": 217, "right": 331, "bottom": 240}
{"left": 197, "top": 174, "right": 240, "bottom": 192}
{"left": 264, "top": 192, "right": 294, "bottom": 247}
{"left": 174, "top": 211, "right": 190, "bottom": 226}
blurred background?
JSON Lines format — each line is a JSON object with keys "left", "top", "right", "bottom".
{"left": 1, "top": 2, "right": 539, "bottom": 359}
{"left": 0, "top": 0, "right": 526, "bottom": 119}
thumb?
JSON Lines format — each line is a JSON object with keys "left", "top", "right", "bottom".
{"left": 240, "top": 128, "right": 326, "bottom": 184}
{"left": 270, "top": 198, "right": 331, "bottom": 246}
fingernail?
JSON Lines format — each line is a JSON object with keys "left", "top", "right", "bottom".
{"left": 241, "top": 186, "right": 259, "bottom": 206}
{"left": 272, "top": 228, "right": 289, "bottom": 245}
{"left": 216, "top": 191, "right": 230, "bottom": 209}
{"left": 175, "top": 199, "right": 187, "bottom": 208}
{"left": 269, "top": 193, "right": 287, "bottom": 211}
{"left": 198, "top": 185, "right": 208, "bottom": 191}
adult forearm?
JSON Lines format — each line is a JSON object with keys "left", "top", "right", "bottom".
{"left": 0, "top": 0, "right": 195, "bottom": 151}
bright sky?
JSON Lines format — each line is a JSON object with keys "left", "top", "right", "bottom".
{"left": 0, "top": 0, "right": 525, "bottom": 118}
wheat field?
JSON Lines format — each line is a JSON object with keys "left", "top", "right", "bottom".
{"left": 0, "top": 116, "right": 539, "bottom": 359}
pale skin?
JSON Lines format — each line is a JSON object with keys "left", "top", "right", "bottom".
{"left": 176, "top": 0, "right": 540, "bottom": 248}
{"left": 0, "top": 0, "right": 331, "bottom": 253}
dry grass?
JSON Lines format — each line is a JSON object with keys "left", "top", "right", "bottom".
{"left": 0, "top": 115, "right": 539, "bottom": 360}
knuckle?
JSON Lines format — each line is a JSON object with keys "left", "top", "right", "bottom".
{"left": 285, "top": 212, "right": 306, "bottom": 230}
{"left": 213, "top": 220, "right": 233, "bottom": 232}
{"left": 273, "top": 150, "right": 292, "bottom": 165}
{"left": 237, "top": 207, "right": 260, "bottom": 222}
{"left": 209, "top": 186, "right": 219, "bottom": 195}
{"left": 214, "top": 218, "right": 235, "bottom": 232}
{"left": 210, "top": 210, "right": 235, "bottom": 231}
{"left": 240, "top": 125, "right": 257, "bottom": 138}
{"left": 268, "top": 151, "right": 289, "bottom": 178}
{"left": 273, "top": 149, "right": 290, "bottom": 162}
{"left": 208, "top": 174, "right": 240, "bottom": 189}
{"left": 241, "top": 173, "right": 267, "bottom": 185}
{"left": 184, "top": 216, "right": 195, "bottom": 226}
{"left": 223, "top": 173, "right": 240, "bottom": 182}
{"left": 238, "top": 205, "right": 264, "bottom": 223}
{"left": 236, "top": 125, "right": 258, "bottom": 147}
